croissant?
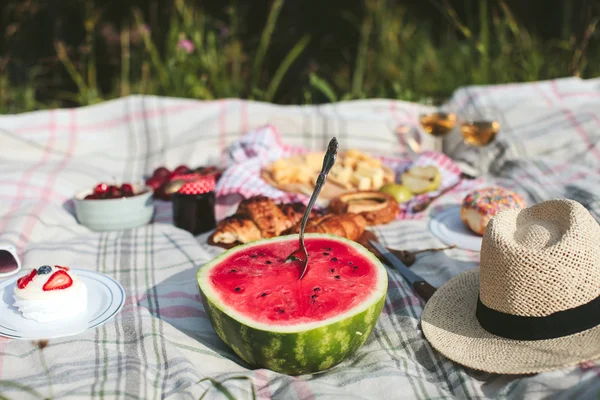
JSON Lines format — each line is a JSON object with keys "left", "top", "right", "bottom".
{"left": 285, "top": 213, "right": 367, "bottom": 242}
{"left": 236, "top": 195, "right": 289, "bottom": 238}
{"left": 211, "top": 196, "right": 315, "bottom": 246}
{"left": 210, "top": 195, "right": 370, "bottom": 247}
{"left": 211, "top": 215, "right": 262, "bottom": 245}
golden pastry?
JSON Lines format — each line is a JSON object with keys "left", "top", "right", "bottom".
{"left": 286, "top": 213, "right": 367, "bottom": 242}
{"left": 210, "top": 196, "right": 318, "bottom": 247}
{"left": 328, "top": 191, "right": 399, "bottom": 225}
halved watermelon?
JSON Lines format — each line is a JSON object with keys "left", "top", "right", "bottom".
{"left": 197, "top": 233, "right": 388, "bottom": 375}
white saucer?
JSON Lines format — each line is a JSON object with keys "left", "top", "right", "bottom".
{"left": 0, "top": 269, "right": 125, "bottom": 340}
{"left": 429, "top": 206, "right": 483, "bottom": 251}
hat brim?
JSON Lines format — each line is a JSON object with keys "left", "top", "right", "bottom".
{"left": 421, "top": 269, "right": 600, "bottom": 374}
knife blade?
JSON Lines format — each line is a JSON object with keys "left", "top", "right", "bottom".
{"left": 369, "top": 240, "right": 437, "bottom": 301}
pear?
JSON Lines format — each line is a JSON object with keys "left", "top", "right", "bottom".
{"left": 380, "top": 184, "right": 413, "bottom": 203}
{"left": 400, "top": 166, "right": 441, "bottom": 194}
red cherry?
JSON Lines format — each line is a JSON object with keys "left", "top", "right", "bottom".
{"left": 152, "top": 167, "right": 171, "bottom": 179}
{"left": 107, "top": 185, "right": 121, "bottom": 198}
{"left": 84, "top": 194, "right": 98, "bottom": 200}
{"left": 173, "top": 165, "right": 190, "bottom": 175}
{"left": 145, "top": 177, "right": 163, "bottom": 192}
{"left": 121, "top": 183, "right": 134, "bottom": 197}
{"left": 94, "top": 183, "right": 108, "bottom": 195}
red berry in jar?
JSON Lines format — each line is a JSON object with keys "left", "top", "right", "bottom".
{"left": 121, "top": 183, "right": 134, "bottom": 197}
{"left": 152, "top": 167, "right": 171, "bottom": 180}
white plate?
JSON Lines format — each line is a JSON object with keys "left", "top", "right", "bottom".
{"left": 0, "top": 269, "right": 125, "bottom": 340}
{"left": 429, "top": 206, "right": 483, "bottom": 251}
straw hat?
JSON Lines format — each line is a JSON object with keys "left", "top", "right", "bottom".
{"left": 422, "top": 199, "right": 600, "bottom": 374}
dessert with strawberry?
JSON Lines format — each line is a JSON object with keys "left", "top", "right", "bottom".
{"left": 13, "top": 265, "right": 87, "bottom": 322}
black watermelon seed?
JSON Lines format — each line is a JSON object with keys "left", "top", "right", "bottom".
{"left": 314, "top": 287, "right": 320, "bottom": 291}
{"left": 235, "top": 287, "right": 241, "bottom": 292}
{"left": 266, "top": 260, "right": 272, "bottom": 265}
{"left": 250, "top": 254, "right": 257, "bottom": 258}
{"left": 230, "top": 269, "right": 237, "bottom": 273}
{"left": 279, "top": 309, "right": 285, "bottom": 314}
{"left": 334, "top": 275, "right": 340, "bottom": 279}
{"left": 331, "top": 257, "right": 338, "bottom": 262}
{"left": 261, "top": 293, "right": 267, "bottom": 297}
{"left": 330, "top": 268, "right": 335, "bottom": 273}
{"left": 326, "top": 247, "right": 332, "bottom": 251}
{"left": 353, "top": 266, "right": 358, "bottom": 270}
{"left": 323, "top": 252, "right": 329, "bottom": 256}
{"left": 311, "top": 294, "right": 317, "bottom": 299}
{"left": 348, "top": 261, "right": 353, "bottom": 265}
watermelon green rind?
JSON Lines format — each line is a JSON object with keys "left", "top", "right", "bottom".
{"left": 197, "top": 233, "right": 388, "bottom": 375}
{"left": 199, "top": 287, "right": 385, "bottom": 374}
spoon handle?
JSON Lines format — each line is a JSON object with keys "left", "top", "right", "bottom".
{"left": 298, "top": 138, "right": 338, "bottom": 279}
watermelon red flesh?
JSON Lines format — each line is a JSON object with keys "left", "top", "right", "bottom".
{"left": 197, "top": 234, "right": 388, "bottom": 375}
{"left": 208, "top": 238, "right": 378, "bottom": 325}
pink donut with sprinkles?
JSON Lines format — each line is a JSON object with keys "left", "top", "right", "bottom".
{"left": 460, "top": 187, "right": 526, "bottom": 236}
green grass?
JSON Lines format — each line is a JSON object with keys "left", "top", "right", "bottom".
{"left": 0, "top": 0, "right": 598, "bottom": 113}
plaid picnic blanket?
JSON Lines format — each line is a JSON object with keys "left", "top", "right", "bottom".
{"left": 1, "top": 76, "right": 600, "bottom": 399}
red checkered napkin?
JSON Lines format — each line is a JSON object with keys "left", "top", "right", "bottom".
{"left": 215, "top": 125, "right": 462, "bottom": 218}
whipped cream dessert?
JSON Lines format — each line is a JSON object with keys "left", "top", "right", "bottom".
{"left": 13, "top": 265, "right": 87, "bottom": 322}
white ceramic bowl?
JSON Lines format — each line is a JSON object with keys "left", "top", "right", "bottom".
{"left": 73, "top": 184, "right": 154, "bottom": 232}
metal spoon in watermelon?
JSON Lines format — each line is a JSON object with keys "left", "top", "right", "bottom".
{"left": 285, "top": 137, "right": 338, "bottom": 279}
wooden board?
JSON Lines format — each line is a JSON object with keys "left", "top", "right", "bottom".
{"left": 260, "top": 165, "right": 396, "bottom": 201}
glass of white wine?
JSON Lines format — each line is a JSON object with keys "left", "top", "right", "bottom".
{"left": 418, "top": 97, "right": 457, "bottom": 139}
{"left": 459, "top": 107, "right": 501, "bottom": 173}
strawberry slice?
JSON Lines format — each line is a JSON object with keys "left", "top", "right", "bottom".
{"left": 55, "top": 265, "right": 70, "bottom": 271}
{"left": 17, "top": 270, "right": 37, "bottom": 289}
{"left": 43, "top": 270, "right": 73, "bottom": 291}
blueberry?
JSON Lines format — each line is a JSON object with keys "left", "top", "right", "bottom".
{"left": 37, "top": 265, "right": 52, "bottom": 275}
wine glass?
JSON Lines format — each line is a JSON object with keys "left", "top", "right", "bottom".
{"left": 458, "top": 107, "right": 501, "bottom": 173}
{"left": 418, "top": 97, "right": 457, "bottom": 137}
{"left": 392, "top": 97, "right": 456, "bottom": 159}
{"left": 394, "top": 123, "right": 422, "bottom": 160}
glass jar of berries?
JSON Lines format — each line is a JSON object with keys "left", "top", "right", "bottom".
{"left": 172, "top": 176, "right": 217, "bottom": 235}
